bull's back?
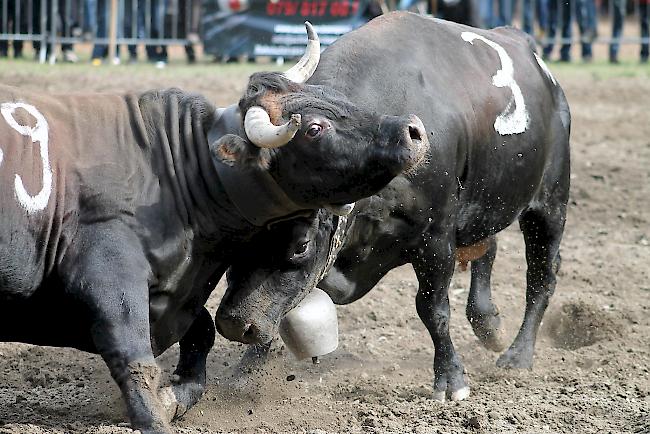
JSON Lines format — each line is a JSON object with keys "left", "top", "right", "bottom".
{"left": 314, "top": 13, "right": 568, "bottom": 242}
{"left": 0, "top": 86, "right": 145, "bottom": 298}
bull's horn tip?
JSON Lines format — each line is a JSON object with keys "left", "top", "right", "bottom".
{"left": 305, "top": 22, "right": 318, "bottom": 41}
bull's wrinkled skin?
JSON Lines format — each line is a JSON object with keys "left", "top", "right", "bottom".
{"left": 0, "top": 65, "right": 426, "bottom": 431}
{"left": 218, "top": 12, "right": 570, "bottom": 402}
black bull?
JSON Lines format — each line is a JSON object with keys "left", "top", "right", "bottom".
{"left": 0, "top": 34, "right": 429, "bottom": 433}
{"left": 218, "top": 12, "right": 571, "bottom": 402}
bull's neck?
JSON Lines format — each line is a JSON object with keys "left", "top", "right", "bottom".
{"left": 136, "top": 90, "right": 257, "bottom": 241}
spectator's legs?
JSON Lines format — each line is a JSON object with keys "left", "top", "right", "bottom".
{"left": 59, "top": 0, "right": 77, "bottom": 60}
{"left": 496, "top": 0, "right": 513, "bottom": 26}
{"left": 576, "top": 0, "right": 594, "bottom": 60}
{"left": 543, "top": 0, "right": 558, "bottom": 58}
{"left": 85, "top": 0, "right": 98, "bottom": 35}
{"left": 1, "top": 3, "right": 8, "bottom": 57}
{"left": 609, "top": 0, "right": 625, "bottom": 62}
{"left": 480, "top": 0, "right": 495, "bottom": 27}
{"left": 523, "top": 0, "right": 534, "bottom": 34}
{"left": 15, "top": 2, "right": 28, "bottom": 58}
{"left": 124, "top": 0, "right": 138, "bottom": 61}
{"left": 150, "top": 0, "right": 168, "bottom": 65}
{"left": 91, "top": 0, "right": 108, "bottom": 61}
{"left": 559, "top": 0, "right": 572, "bottom": 61}
{"left": 536, "top": 0, "right": 549, "bottom": 31}
{"left": 641, "top": 1, "right": 649, "bottom": 62}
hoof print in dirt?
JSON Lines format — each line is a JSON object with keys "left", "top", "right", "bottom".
{"left": 545, "top": 300, "right": 624, "bottom": 350}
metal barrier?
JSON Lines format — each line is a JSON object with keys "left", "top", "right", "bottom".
{"left": 0, "top": 0, "right": 202, "bottom": 63}
{"left": 0, "top": 0, "right": 648, "bottom": 63}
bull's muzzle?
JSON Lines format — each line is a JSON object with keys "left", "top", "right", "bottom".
{"left": 380, "top": 114, "right": 429, "bottom": 172}
{"left": 215, "top": 306, "right": 274, "bottom": 345}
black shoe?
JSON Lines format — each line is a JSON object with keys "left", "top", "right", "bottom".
{"left": 609, "top": 55, "right": 619, "bottom": 64}
{"left": 641, "top": 56, "right": 649, "bottom": 64}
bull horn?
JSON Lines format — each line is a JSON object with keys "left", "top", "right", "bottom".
{"left": 244, "top": 106, "right": 302, "bottom": 148}
{"left": 283, "top": 22, "right": 320, "bottom": 83}
{"left": 324, "top": 203, "right": 355, "bottom": 216}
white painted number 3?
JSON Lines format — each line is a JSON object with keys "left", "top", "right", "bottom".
{"left": 0, "top": 102, "right": 53, "bottom": 213}
{"left": 461, "top": 31, "right": 530, "bottom": 136}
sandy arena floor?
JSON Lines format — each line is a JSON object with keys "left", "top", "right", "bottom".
{"left": 0, "top": 61, "right": 648, "bottom": 433}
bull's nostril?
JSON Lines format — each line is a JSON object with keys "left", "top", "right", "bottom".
{"left": 408, "top": 125, "right": 422, "bottom": 142}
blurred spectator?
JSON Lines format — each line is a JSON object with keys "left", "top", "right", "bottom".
{"left": 440, "top": 0, "right": 482, "bottom": 27}
{"left": 610, "top": 0, "right": 649, "bottom": 63}
{"left": 90, "top": 0, "right": 138, "bottom": 65}
{"left": 543, "top": 0, "right": 572, "bottom": 61}
{"left": 33, "top": 0, "right": 79, "bottom": 62}
{"left": 0, "top": 1, "right": 28, "bottom": 58}
{"left": 177, "top": 0, "right": 201, "bottom": 63}
{"left": 522, "top": 0, "right": 548, "bottom": 37}
{"left": 480, "top": 0, "right": 513, "bottom": 28}
{"left": 576, "top": 0, "right": 596, "bottom": 61}
{"left": 146, "top": 0, "right": 169, "bottom": 67}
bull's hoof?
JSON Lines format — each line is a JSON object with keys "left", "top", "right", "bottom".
{"left": 496, "top": 347, "right": 534, "bottom": 369}
{"left": 432, "top": 385, "right": 471, "bottom": 402}
{"left": 158, "top": 380, "right": 205, "bottom": 422}
{"left": 468, "top": 308, "right": 507, "bottom": 353}
{"left": 475, "top": 324, "right": 507, "bottom": 353}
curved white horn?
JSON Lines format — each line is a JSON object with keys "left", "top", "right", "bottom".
{"left": 325, "top": 203, "right": 355, "bottom": 216}
{"left": 244, "top": 106, "right": 302, "bottom": 148}
{"left": 283, "top": 22, "right": 320, "bottom": 83}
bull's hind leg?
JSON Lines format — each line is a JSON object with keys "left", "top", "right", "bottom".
{"left": 159, "top": 307, "right": 215, "bottom": 421}
{"left": 466, "top": 236, "right": 507, "bottom": 352}
{"left": 62, "top": 224, "right": 172, "bottom": 434}
{"left": 496, "top": 203, "right": 566, "bottom": 369}
{"left": 412, "top": 233, "right": 469, "bottom": 401}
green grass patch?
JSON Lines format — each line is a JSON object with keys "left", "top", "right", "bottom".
{"left": 549, "top": 59, "right": 650, "bottom": 80}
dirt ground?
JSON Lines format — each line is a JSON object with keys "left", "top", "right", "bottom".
{"left": 0, "top": 61, "right": 648, "bottom": 434}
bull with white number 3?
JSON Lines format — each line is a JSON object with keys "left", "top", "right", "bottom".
{"left": 217, "top": 12, "right": 571, "bottom": 403}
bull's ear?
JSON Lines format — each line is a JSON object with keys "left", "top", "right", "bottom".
{"left": 210, "top": 134, "right": 271, "bottom": 170}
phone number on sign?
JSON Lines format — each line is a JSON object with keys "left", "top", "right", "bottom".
{"left": 266, "top": 0, "right": 360, "bottom": 17}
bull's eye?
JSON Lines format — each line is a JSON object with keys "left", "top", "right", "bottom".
{"left": 291, "top": 241, "right": 310, "bottom": 260}
{"left": 305, "top": 123, "right": 323, "bottom": 139}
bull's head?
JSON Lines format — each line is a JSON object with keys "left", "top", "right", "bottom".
{"left": 216, "top": 199, "right": 390, "bottom": 344}
{"left": 216, "top": 209, "right": 336, "bottom": 344}
{"left": 210, "top": 23, "right": 428, "bottom": 217}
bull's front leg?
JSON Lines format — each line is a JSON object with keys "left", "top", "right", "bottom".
{"left": 411, "top": 232, "right": 470, "bottom": 402}
{"left": 62, "top": 223, "right": 172, "bottom": 434}
{"left": 159, "top": 307, "right": 215, "bottom": 421}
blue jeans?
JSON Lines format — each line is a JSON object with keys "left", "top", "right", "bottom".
{"left": 575, "top": 0, "right": 595, "bottom": 58}
{"left": 543, "top": 0, "right": 572, "bottom": 60}
{"left": 144, "top": 0, "right": 168, "bottom": 62}
{"left": 480, "top": 0, "right": 513, "bottom": 27}
{"left": 611, "top": 0, "right": 649, "bottom": 60}
{"left": 91, "top": 0, "right": 145, "bottom": 59}
{"left": 522, "top": 0, "right": 548, "bottom": 35}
